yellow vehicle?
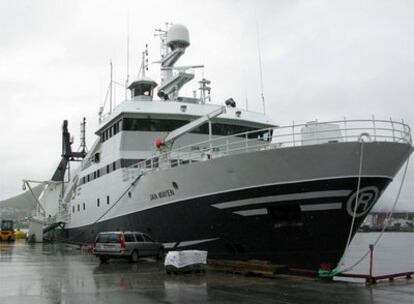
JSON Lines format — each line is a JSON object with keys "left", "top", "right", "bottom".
{"left": 0, "top": 220, "right": 15, "bottom": 241}
{"left": 14, "top": 229, "right": 27, "bottom": 240}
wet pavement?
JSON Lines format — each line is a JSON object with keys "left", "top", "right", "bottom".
{"left": 0, "top": 241, "right": 413, "bottom": 304}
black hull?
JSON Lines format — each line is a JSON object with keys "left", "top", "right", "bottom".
{"left": 62, "top": 177, "right": 390, "bottom": 270}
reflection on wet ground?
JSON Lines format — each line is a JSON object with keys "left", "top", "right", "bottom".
{"left": 0, "top": 241, "right": 413, "bottom": 304}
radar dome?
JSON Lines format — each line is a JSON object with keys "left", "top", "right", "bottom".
{"left": 167, "top": 24, "right": 190, "bottom": 50}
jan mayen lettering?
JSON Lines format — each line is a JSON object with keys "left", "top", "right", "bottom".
{"left": 150, "top": 189, "right": 175, "bottom": 201}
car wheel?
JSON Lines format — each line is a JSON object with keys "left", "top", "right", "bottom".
{"left": 156, "top": 248, "right": 164, "bottom": 260}
{"left": 99, "top": 256, "right": 108, "bottom": 263}
{"left": 130, "top": 250, "right": 139, "bottom": 263}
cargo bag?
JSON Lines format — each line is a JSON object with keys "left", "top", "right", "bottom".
{"left": 165, "top": 250, "right": 207, "bottom": 274}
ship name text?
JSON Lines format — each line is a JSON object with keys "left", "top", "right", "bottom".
{"left": 150, "top": 189, "right": 175, "bottom": 201}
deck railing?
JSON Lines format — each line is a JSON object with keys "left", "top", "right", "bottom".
{"left": 124, "top": 118, "right": 412, "bottom": 177}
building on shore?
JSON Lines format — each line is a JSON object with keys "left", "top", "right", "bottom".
{"left": 362, "top": 212, "right": 414, "bottom": 231}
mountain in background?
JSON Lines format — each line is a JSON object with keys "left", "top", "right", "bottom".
{"left": 0, "top": 185, "right": 44, "bottom": 221}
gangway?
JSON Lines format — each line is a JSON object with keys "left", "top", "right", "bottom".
{"left": 43, "top": 222, "right": 65, "bottom": 234}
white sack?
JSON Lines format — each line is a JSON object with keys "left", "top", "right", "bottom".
{"left": 164, "top": 250, "right": 208, "bottom": 268}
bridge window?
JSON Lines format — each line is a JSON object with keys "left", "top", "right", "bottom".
{"left": 101, "top": 120, "right": 123, "bottom": 142}
{"left": 133, "top": 83, "right": 153, "bottom": 97}
{"left": 121, "top": 117, "right": 263, "bottom": 136}
{"left": 122, "top": 118, "right": 189, "bottom": 132}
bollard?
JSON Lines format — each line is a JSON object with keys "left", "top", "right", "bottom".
{"left": 369, "top": 244, "right": 374, "bottom": 277}
{"left": 367, "top": 244, "right": 376, "bottom": 284}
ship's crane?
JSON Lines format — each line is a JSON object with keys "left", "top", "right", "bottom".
{"left": 51, "top": 119, "right": 87, "bottom": 182}
{"left": 156, "top": 106, "right": 226, "bottom": 150}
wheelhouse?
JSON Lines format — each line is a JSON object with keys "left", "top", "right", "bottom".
{"left": 99, "top": 114, "right": 274, "bottom": 143}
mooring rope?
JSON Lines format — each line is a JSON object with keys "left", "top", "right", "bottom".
{"left": 325, "top": 140, "right": 365, "bottom": 276}
{"left": 338, "top": 154, "right": 411, "bottom": 274}
{"left": 52, "top": 173, "right": 143, "bottom": 245}
{"left": 93, "top": 173, "right": 143, "bottom": 224}
{"left": 343, "top": 140, "right": 365, "bottom": 260}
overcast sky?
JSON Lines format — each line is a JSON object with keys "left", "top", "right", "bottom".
{"left": 0, "top": 0, "right": 413, "bottom": 210}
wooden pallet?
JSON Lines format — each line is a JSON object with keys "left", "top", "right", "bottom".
{"left": 208, "top": 259, "right": 289, "bottom": 277}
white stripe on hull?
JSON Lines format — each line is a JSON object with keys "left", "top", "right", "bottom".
{"left": 163, "top": 237, "right": 219, "bottom": 249}
{"left": 233, "top": 208, "right": 268, "bottom": 216}
{"left": 233, "top": 202, "right": 342, "bottom": 216}
{"left": 212, "top": 190, "right": 352, "bottom": 210}
{"left": 300, "top": 202, "right": 342, "bottom": 211}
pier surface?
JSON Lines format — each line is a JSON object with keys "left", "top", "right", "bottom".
{"left": 0, "top": 241, "right": 413, "bottom": 304}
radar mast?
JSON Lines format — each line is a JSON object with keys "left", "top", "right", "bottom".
{"left": 156, "top": 24, "right": 204, "bottom": 101}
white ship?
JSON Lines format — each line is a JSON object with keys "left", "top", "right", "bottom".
{"left": 31, "top": 24, "right": 412, "bottom": 271}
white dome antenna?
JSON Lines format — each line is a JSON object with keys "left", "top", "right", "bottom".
{"left": 167, "top": 24, "right": 190, "bottom": 51}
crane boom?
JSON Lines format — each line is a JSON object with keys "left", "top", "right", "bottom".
{"left": 163, "top": 106, "right": 226, "bottom": 144}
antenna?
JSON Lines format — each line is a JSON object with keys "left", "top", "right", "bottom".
{"left": 154, "top": 22, "right": 170, "bottom": 83}
{"left": 125, "top": 11, "right": 130, "bottom": 100}
{"left": 138, "top": 44, "right": 149, "bottom": 78}
{"left": 145, "top": 44, "right": 149, "bottom": 76}
{"left": 154, "top": 22, "right": 170, "bottom": 59}
{"left": 199, "top": 78, "right": 211, "bottom": 104}
{"left": 79, "top": 117, "right": 88, "bottom": 154}
{"left": 256, "top": 20, "right": 266, "bottom": 114}
{"left": 113, "top": 65, "right": 116, "bottom": 109}
{"left": 109, "top": 60, "right": 113, "bottom": 114}
{"left": 243, "top": 70, "right": 249, "bottom": 111}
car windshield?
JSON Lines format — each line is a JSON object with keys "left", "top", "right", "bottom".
{"left": 97, "top": 234, "right": 119, "bottom": 243}
{"left": 1, "top": 221, "right": 13, "bottom": 231}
